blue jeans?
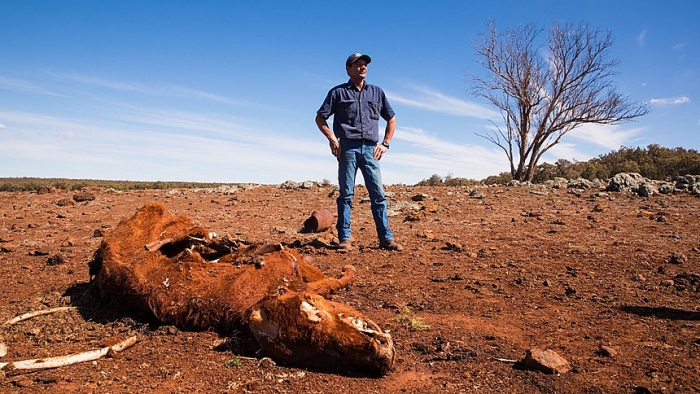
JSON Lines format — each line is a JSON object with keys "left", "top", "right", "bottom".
{"left": 336, "top": 140, "right": 393, "bottom": 243}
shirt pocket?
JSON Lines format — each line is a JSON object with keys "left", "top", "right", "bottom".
{"left": 367, "top": 101, "right": 381, "bottom": 120}
{"left": 339, "top": 100, "right": 357, "bottom": 122}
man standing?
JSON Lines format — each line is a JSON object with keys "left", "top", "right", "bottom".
{"left": 315, "top": 52, "right": 402, "bottom": 252}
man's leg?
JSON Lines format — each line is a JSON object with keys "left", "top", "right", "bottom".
{"left": 337, "top": 142, "right": 360, "bottom": 245}
{"left": 359, "top": 143, "right": 394, "bottom": 243}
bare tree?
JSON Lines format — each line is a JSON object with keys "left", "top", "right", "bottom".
{"left": 472, "top": 21, "right": 649, "bottom": 182}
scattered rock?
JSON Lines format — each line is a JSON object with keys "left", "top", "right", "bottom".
{"left": 606, "top": 173, "right": 645, "bottom": 193}
{"left": 46, "top": 253, "right": 67, "bottom": 266}
{"left": 597, "top": 345, "right": 618, "bottom": 358}
{"left": 13, "top": 379, "right": 34, "bottom": 388}
{"left": 214, "top": 185, "right": 241, "bottom": 194}
{"left": 469, "top": 190, "right": 485, "bottom": 199}
{"left": 56, "top": 198, "right": 74, "bottom": 207}
{"left": 279, "top": 180, "right": 317, "bottom": 190}
{"left": 0, "top": 243, "right": 17, "bottom": 253}
{"left": 673, "top": 273, "right": 700, "bottom": 292}
{"left": 442, "top": 242, "right": 464, "bottom": 252}
{"left": 568, "top": 178, "right": 593, "bottom": 189}
{"left": 73, "top": 191, "right": 95, "bottom": 202}
{"left": 37, "top": 186, "right": 53, "bottom": 194}
{"left": 404, "top": 212, "right": 425, "bottom": 222}
{"left": 521, "top": 348, "right": 571, "bottom": 374}
{"left": 29, "top": 250, "right": 50, "bottom": 256}
{"left": 592, "top": 204, "right": 607, "bottom": 212}
{"left": 411, "top": 193, "right": 428, "bottom": 201}
{"left": 637, "top": 182, "right": 658, "bottom": 197}
{"left": 669, "top": 253, "right": 686, "bottom": 265}
{"left": 416, "top": 230, "right": 436, "bottom": 240}
{"left": 388, "top": 201, "right": 421, "bottom": 215}
{"left": 604, "top": 173, "right": 700, "bottom": 196}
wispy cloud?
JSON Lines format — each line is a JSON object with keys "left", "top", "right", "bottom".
{"left": 388, "top": 85, "right": 500, "bottom": 119}
{"left": 0, "top": 108, "right": 334, "bottom": 183}
{"left": 384, "top": 126, "right": 507, "bottom": 180}
{"left": 0, "top": 75, "right": 61, "bottom": 96}
{"left": 545, "top": 142, "right": 593, "bottom": 163}
{"left": 0, "top": 123, "right": 6, "bottom": 129}
{"left": 47, "top": 71, "right": 153, "bottom": 94}
{"left": 649, "top": 96, "right": 690, "bottom": 106}
{"left": 568, "top": 123, "right": 643, "bottom": 150}
{"left": 48, "top": 71, "right": 246, "bottom": 105}
{"left": 168, "top": 85, "right": 245, "bottom": 105}
{"left": 637, "top": 28, "right": 648, "bottom": 48}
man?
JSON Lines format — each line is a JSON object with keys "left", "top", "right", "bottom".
{"left": 315, "top": 52, "right": 402, "bottom": 252}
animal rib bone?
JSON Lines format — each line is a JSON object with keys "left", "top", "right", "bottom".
{"left": 2, "top": 307, "right": 77, "bottom": 327}
{"left": 0, "top": 336, "right": 137, "bottom": 372}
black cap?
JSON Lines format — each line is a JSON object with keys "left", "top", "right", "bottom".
{"left": 346, "top": 52, "right": 372, "bottom": 67}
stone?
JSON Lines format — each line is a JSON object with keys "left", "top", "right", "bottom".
{"left": 411, "top": 193, "right": 428, "bottom": 201}
{"left": 606, "top": 173, "right": 646, "bottom": 193}
{"left": 521, "top": 348, "right": 571, "bottom": 374}
{"left": 46, "top": 254, "right": 67, "bottom": 266}
{"left": 56, "top": 198, "right": 74, "bottom": 207}
{"left": 568, "top": 178, "right": 592, "bottom": 189}
{"left": 660, "top": 279, "right": 675, "bottom": 287}
{"left": 598, "top": 345, "right": 618, "bottom": 358}
{"left": 0, "top": 243, "right": 17, "bottom": 253}
{"left": 73, "top": 191, "right": 96, "bottom": 202}
{"left": 669, "top": 253, "right": 686, "bottom": 265}
{"left": 637, "top": 182, "right": 658, "bottom": 197}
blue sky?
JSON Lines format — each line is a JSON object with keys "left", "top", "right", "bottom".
{"left": 1, "top": 0, "right": 698, "bottom": 184}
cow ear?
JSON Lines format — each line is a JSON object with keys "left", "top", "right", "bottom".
{"left": 250, "top": 308, "right": 279, "bottom": 340}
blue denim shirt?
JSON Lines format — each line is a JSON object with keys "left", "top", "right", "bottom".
{"left": 317, "top": 80, "right": 395, "bottom": 144}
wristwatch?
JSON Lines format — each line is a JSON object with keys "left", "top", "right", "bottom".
{"left": 381, "top": 141, "right": 390, "bottom": 149}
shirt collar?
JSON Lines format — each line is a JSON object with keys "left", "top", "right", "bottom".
{"left": 345, "top": 79, "right": 366, "bottom": 92}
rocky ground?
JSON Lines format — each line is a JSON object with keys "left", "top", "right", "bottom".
{"left": 0, "top": 180, "right": 698, "bottom": 393}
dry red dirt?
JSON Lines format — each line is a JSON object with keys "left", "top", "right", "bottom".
{"left": 0, "top": 184, "right": 698, "bottom": 393}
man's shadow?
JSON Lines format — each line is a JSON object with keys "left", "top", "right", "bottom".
{"left": 618, "top": 305, "right": 700, "bottom": 321}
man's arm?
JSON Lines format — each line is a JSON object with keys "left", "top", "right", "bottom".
{"left": 382, "top": 116, "right": 396, "bottom": 146}
{"left": 373, "top": 116, "right": 396, "bottom": 160}
{"left": 315, "top": 113, "right": 340, "bottom": 158}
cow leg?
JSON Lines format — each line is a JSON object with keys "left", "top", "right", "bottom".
{"left": 306, "top": 265, "right": 356, "bottom": 296}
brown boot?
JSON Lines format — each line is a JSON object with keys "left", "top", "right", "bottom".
{"left": 379, "top": 239, "right": 403, "bottom": 251}
{"left": 337, "top": 240, "right": 352, "bottom": 252}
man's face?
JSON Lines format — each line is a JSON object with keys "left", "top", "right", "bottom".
{"left": 346, "top": 59, "right": 368, "bottom": 80}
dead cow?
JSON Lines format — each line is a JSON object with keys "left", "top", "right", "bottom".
{"left": 89, "top": 203, "right": 395, "bottom": 375}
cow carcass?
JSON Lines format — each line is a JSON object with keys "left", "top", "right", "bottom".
{"left": 89, "top": 203, "right": 394, "bottom": 375}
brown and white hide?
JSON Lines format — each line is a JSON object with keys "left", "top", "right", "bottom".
{"left": 89, "top": 203, "right": 394, "bottom": 375}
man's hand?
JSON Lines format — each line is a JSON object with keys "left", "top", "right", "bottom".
{"left": 373, "top": 144, "right": 388, "bottom": 160}
{"left": 329, "top": 139, "right": 341, "bottom": 158}
{"left": 315, "top": 114, "right": 340, "bottom": 158}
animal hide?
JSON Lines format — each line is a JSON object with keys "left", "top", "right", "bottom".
{"left": 89, "top": 203, "right": 395, "bottom": 375}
